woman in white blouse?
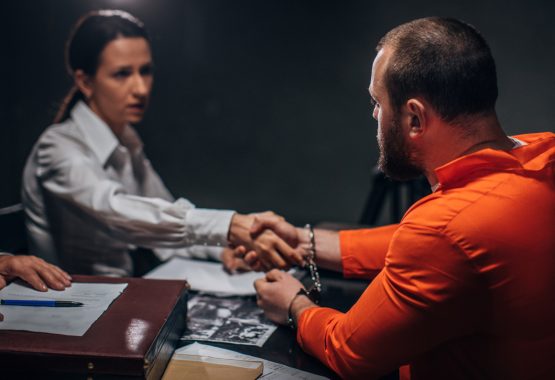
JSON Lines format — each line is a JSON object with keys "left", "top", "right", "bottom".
{"left": 22, "top": 10, "right": 299, "bottom": 276}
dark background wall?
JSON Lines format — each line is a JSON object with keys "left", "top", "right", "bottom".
{"left": 1, "top": 0, "right": 554, "bottom": 226}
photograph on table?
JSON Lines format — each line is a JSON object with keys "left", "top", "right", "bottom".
{"left": 182, "top": 295, "right": 277, "bottom": 347}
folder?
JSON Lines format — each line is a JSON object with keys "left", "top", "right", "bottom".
{"left": 163, "top": 354, "right": 263, "bottom": 380}
{"left": 0, "top": 275, "right": 189, "bottom": 379}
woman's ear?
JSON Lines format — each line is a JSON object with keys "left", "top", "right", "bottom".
{"left": 74, "top": 69, "right": 93, "bottom": 100}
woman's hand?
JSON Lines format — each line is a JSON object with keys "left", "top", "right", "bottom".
{"left": 221, "top": 247, "right": 252, "bottom": 274}
{"left": 0, "top": 255, "right": 72, "bottom": 291}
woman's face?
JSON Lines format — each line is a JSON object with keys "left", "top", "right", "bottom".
{"left": 79, "top": 37, "right": 153, "bottom": 134}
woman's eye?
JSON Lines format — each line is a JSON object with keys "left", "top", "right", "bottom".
{"left": 140, "top": 66, "right": 153, "bottom": 76}
{"left": 113, "top": 70, "right": 131, "bottom": 79}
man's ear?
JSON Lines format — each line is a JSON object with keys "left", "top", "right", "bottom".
{"left": 405, "top": 98, "right": 427, "bottom": 140}
{"left": 74, "top": 69, "right": 93, "bottom": 100}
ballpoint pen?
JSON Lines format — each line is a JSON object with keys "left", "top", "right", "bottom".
{"left": 0, "top": 299, "right": 84, "bottom": 307}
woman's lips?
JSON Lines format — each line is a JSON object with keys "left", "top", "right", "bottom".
{"left": 127, "top": 103, "right": 145, "bottom": 112}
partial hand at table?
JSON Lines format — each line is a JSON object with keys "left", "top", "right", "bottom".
{"left": 0, "top": 255, "right": 71, "bottom": 292}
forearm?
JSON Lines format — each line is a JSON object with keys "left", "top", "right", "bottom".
{"left": 296, "top": 227, "right": 481, "bottom": 379}
{"left": 45, "top": 177, "right": 234, "bottom": 248}
{"left": 292, "top": 268, "right": 401, "bottom": 377}
{"left": 296, "top": 227, "right": 342, "bottom": 271}
{"left": 296, "top": 272, "right": 421, "bottom": 378}
{"left": 101, "top": 196, "right": 234, "bottom": 248}
{"left": 339, "top": 224, "right": 398, "bottom": 278}
{"left": 228, "top": 213, "right": 254, "bottom": 248}
{"left": 297, "top": 225, "right": 397, "bottom": 274}
{"left": 289, "top": 293, "right": 318, "bottom": 329}
{"left": 40, "top": 152, "right": 235, "bottom": 249}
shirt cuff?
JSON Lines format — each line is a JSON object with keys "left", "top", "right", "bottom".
{"left": 185, "top": 208, "right": 235, "bottom": 246}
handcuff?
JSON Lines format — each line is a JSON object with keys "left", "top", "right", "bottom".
{"left": 287, "top": 224, "right": 322, "bottom": 330}
{"left": 287, "top": 285, "right": 320, "bottom": 330}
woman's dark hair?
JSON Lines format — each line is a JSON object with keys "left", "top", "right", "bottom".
{"left": 54, "top": 10, "right": 149, "bottom": 123}
{"left": 377, "top": 17, "right": 498, "bottom": 124}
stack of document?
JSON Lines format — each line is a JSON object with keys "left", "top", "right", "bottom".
{"left": 163, "top": 349, "right": 262, "bottom": 380}
{"left": 164, "top": 343, "right": 329, "bottom": 380}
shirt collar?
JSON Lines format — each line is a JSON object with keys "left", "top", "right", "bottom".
{"left": 71, "top": 101, "right": 144, "bottom": 165}
{"left": 71, "top": 101, "right": 120, "bottom": 165}
{"left": 434, "top": 133, "right": 555, "bottom": 191}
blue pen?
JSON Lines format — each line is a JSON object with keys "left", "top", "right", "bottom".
{"left": 0, "top": 299, "right": 83, "bottom": 307}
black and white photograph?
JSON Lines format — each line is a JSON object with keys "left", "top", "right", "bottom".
{"left": 182, "top": 295, "right": 277, "bottom": 347}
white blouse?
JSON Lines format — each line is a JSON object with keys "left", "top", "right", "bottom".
{"left": 22, "top": 101, "right": 234, "bottom": 276}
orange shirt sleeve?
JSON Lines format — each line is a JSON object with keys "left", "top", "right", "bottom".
{"left": 340, "top": 224, "right": 398, "bottom": 279}
{"left": 297, "top": 224, "right": 485, "bottom": 379}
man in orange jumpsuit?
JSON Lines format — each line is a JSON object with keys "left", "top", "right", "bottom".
{"left": 250, "top": 17, "right": 555, "bottom": 379}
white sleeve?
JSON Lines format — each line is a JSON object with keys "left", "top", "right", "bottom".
{"left": 36, "top": 135, "right": 235, "bottom": 249}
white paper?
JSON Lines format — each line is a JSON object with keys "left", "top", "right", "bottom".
{"left": 175, "top": 342, "right": 329, "bottom": 380}
{"left": 0, "top": 282, "right": 127, "bottom": 336}
{"left": 144, "top": 257, "right": 266, "bottom": 295}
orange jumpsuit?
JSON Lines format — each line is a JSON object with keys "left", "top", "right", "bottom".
{"left": 297, "top": 132, "right": 555, "bottom": 379}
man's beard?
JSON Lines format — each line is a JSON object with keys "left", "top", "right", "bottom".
{"left": 377, "top": 116, "right": 423, "bottom": 181}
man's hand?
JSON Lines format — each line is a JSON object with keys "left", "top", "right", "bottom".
{"left": 241, "top": 212, "right": 309, "bottom": 270}
{"left": 254, "top": 269, "right": 316, "bottom": 325}
{"left": 221, "top": 247, "right": 252, "bottom": 274}
{"left": 0, "top": 255, "right": 72, "bottom": 292}
{"left": 250, "top": 212, "right": 299, "bottom": 247}
{"left": 229, "top": 212, "right": 304, "bottom": 271}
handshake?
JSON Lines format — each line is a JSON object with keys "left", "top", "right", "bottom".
{"left": 224, "top": 212, "right": 311, "bottom": 273}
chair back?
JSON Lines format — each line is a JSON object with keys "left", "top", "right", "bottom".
{"left": 0, "top": 204, "right": 27, "bottom": 254}
{"left": 360, "top": 167, "right": 430, "bottom": 225}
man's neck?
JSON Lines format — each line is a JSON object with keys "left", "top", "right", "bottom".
{"left": 423, "top": 113, "right": 512, "bottom": 188}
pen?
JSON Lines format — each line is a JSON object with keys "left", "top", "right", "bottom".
{"left": 0, "top": 300, "right": 84, "bottom": 307}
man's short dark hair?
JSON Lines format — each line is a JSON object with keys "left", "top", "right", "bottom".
{"left": 377, "top": 17, "right": 498, "bottom": 122}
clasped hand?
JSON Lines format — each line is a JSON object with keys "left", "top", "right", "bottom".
{"left": 227, "top": 212, "right": 317, "bottom": 326}
{"left": 228, "top": 211, "right": 307, "bottom": 272}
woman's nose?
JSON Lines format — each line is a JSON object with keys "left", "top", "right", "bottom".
{"left": 132, "top": 74, "right": 150, "bottom": 97}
